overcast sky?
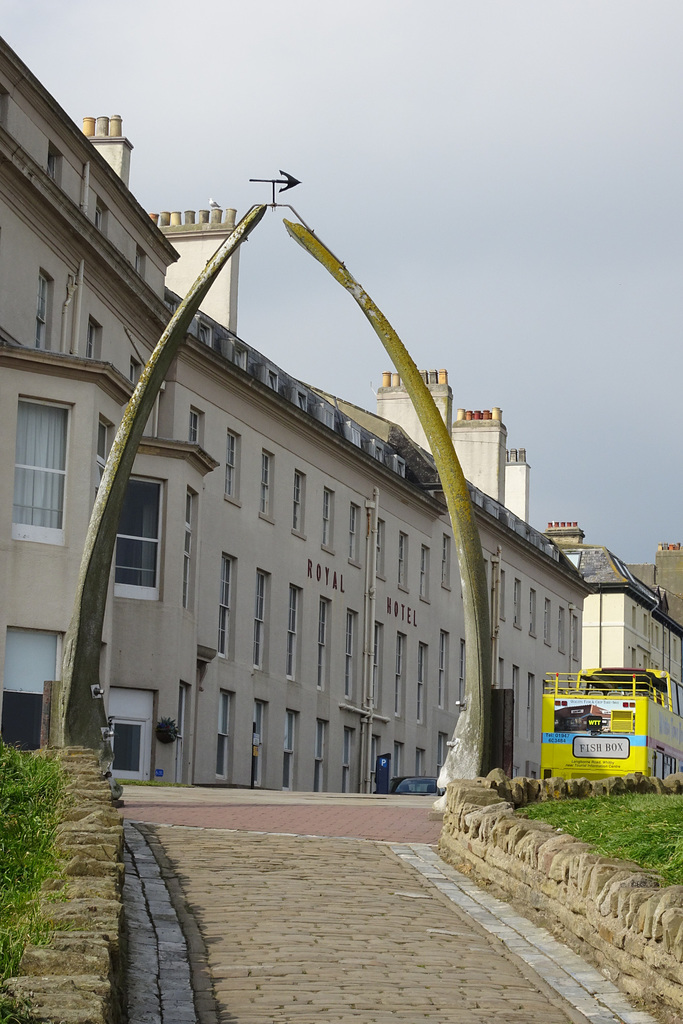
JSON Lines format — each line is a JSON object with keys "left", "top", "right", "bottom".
{"left": 5, "top": 1, "right": 683, "bottom": 562}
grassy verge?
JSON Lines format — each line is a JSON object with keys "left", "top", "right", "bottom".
{"left": 0, "top": 743, "right": 66, "bottom": 1023}
{"left": 520, "top": 792, "right": 683, "bottom": 886}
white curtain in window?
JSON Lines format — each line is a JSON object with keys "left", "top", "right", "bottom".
{"left": 13, "top": 402, "right": 67, "bottom": 528}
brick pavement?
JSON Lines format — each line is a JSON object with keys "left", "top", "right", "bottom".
{"left": 123, "top": 798, "right": 441, "bottom": 843}
{"left": 150, "top": 826, "right": 600, "bottom": 1024}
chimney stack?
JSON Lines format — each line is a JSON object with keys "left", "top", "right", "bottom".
{"left": 83, "top": 114, "right": 133, "bottom": 187}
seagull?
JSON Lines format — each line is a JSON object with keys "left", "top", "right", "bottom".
{"left": 209, "top": 198, "right": 221, "bottom": 210}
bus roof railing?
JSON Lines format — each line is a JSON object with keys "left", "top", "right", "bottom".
{"left": 543, "top": 669, "right": 671, "bottom": 707}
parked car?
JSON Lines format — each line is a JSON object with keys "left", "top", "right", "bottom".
{"left": 389, "top": 776, "right": 442, "bottom": 795}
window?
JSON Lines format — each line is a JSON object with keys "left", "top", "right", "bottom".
{"left": 233, "top": 345, "right": 247, "bottom": 370}
{"left": 458, "top": 639, "right": 466, "bottom": 704}
{"left": 46, "top": 145, "right": 61, "bottom": 182}
{"left": 558, "top": 607, "right": 566, "bottom": 653}
{"left": 499, "top": 570, "right": 506, "bottom": 620}
{"left": 419, "top": 545, "right": 429, "bottom": 598}
{"left": 216, "top": 691, "right": 231, "bottom": 778}
{"left": 86, "top": 317, "right": 101, "bottom": 359}
{"left": 94, "top": 200, "right": 105, "bottom": 231}
{"left": 182, "top": 490, "right": 194, "bottom": 609}
{"left": 286, "top": 585, "right": 299, "bottom": 679}
{"left": 348, "top": 503, "right": 359, "bottom": 561}
{"left": 317, "top": 598, "right": 329, "bottom": 689}
{"left": 437, "top": 732, "right": 448, "bottom": 774}
{"left": 134, "top": 247, "right": 145, "bottom": 277}
{"left": 253, "top": 571, "right": 267, "bottom": 668}
{"left": 188, "top": 408, "right": 199, "bottom": 444}
{"left": 417, "top": 643, "right": 426, "bottom": 722}
{"left": 376, "top": 518, "right": 385, "bottom": 576}
{"left": 344, "top": 610, "right": 356, "bottom": 699}
{"left": 512, "top": 665, "right": 519, "bottom": 731}
{"left": 218, "top": 555, "right": 232, "bottom": 656}
{"left": 225, "top": 431, "right": 239, "bottom": 498}
{"left": 13, "top": 401, "right": 67, "bottom": 544}
{"left": 398, "top": 532, "right": 408, "bottom": 587}
{"left": 544, "top": 598, "right": 551, "bottom": 644}
{"left": 513, "top": 578, "right": 521, "bottom": 627}
{"left": 198, "top": 321, "right": 211, "bottom": 346}
{"left": 438, "top": 630, "right": 448, "bottom": 708}
{"left": 342, "top": 727, "right": 353, "bottom": 792}
{"left": 441, "top": 534, "right": 451, "bottom": 588}
{"left": 129, "top": 357, "right": 141, "bottom": 384}
{"left": 96, "top": 421, "right": 108, "bottom": 485}
{"left": 314, "top": 719, "right": 326, "bottom": 792}
{"left": 529, "top": 588, "right": 537, "bottom": 635}
{"left": 322, "top": 488, "right": 333, "bottom": 547}
{"left": 394, "top": 632, "right": 405, "bottom": 716}
{"left": 260, "top": 451, "right": 271, "bottom": 516}
{"left": 115, "top": 478, "right": 161, "bottom": 598}
{"left": 415, "top": 748, "right": 425, "bottom": 776}
{"left": 292, "top": 471, "right": 304, "bottom": 532}
{"left": 268, "top": 369, "right": 278, "bottom": 391}
{"left": 35, "top": 272, "right": 51, "bottom": 348}
{"left": 372, "top": 623, "right": 382, "bottom": 706}
{"left": 393, "top": 741, "right": 403, "bottom": 776}
{"left": 283, "top": 710, "right": 296, "bottom": 790}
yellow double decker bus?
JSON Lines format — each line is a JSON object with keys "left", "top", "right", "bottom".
{"left": 541, "top": 668, "right": 683, "bottom": 780}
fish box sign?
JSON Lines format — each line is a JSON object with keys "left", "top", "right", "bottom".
{"left": 572, "top": 736, "right": 630, "bottom": 759}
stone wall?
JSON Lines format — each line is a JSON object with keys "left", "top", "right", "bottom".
{"left": 438, "top": 771, "right": 683, "bottom": 1024}
{"left": 5, "top": 748, "right": 125, "bottom": 1024}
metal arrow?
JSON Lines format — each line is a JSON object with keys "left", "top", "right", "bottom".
{"left": 249, "top": 170, "right": 301, "bottom": 204}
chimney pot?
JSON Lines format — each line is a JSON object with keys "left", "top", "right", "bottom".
{"left": 382, "top": 372, "right": 392, "bottom": 387}
{"left": 224, "top": 208, "right": 237, "bottom": 229}
{"left": 392, "top": 373, "right": 400, "bottom": 387}
{"left": 82, "top": 116, "right": 96, "bottom": 137}
{"left": 109, "top": 114, "right": 123, "bottom": 137}
{"left": 483, "top": 409, "right": 491, "bottom": 420}
{"left": 456, "top": 408, "right": 465, "bottom": 421}
{"left": 492, "top": 406, "right": 502, "bottom": 420}
{"left": 198, "top": 209, "right": 210, "bottom": 224}
{"left": 210, "top": 208, "right": 222, "bottom": 224}
{"left": 519, "top": 447, "right": 526, "bottom": 462}
{"left": 438, "top": 368, "right": 448, "bottom": 385}
{"left": 149, "top": 212, "right": 159, "bottom": 225}
{"left": 170, "top": 211, "right": 182, "bottom": 226}
{"left": 159, "top": 211, "right": 170, "bottom": 227}
{"left": 465, "top": 410, "right": 472, "bottom": 420}
{"left": 95, "top": 116, "right": 110, "bottom": 137}
{"left": 184, "top": 210, "right": 196, "bottom": 224}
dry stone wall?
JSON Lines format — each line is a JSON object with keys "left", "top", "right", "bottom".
{"left": 438, "top": 770, "right": 683, "bottom": 1023}
{"left": 5, "top": 748, "right": 125, "bottom": 1024}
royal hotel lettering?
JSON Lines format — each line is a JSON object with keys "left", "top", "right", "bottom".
{"left": 386, "top": 596, "right": 418, "bottom": 627}
{"left": 307, "top": 559, "right": 344, "bottom": 592}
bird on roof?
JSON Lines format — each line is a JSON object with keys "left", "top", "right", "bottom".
{"left": 209, "top": 198, "right": 221, "bottom": 210}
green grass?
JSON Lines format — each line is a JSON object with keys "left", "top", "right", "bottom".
{"left": 520, "top": 793, "right": 683, "bottom": 886}
{"left": 0, "top": 743, "right": 66, "bottom": 1022}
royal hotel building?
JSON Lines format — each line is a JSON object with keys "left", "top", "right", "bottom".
{"left": 0, "top": 37, "right": 590, "bottom": 788}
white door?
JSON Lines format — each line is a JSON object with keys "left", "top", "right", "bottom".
{"left": 109, "top": 687, "right": 153, "bottom": 780}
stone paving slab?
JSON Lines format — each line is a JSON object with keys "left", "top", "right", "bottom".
{"left": 150, "top": 825, "right": 614, "bottom": 1024}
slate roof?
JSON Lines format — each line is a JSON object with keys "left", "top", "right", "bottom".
{"left": 564, "top": 545, "right": 657, "bottom": 606}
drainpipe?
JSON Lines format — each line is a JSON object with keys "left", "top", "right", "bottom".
{"left": 598, "top": 591, "right": 603, "bottom": 668}
{"left": 568, "top": 603, "right": 575, "bottom": 672}
{"left": 359, "top": 487, "right": 379, "bottom": 792}
{"left": 490, "top": 546, "right": 502, "bottom": 687}
{"left": 70, "top": 259, "right": 85, "bottom": 355}
{"left": 60, "top": 273, "right": 76, "bottom": 353}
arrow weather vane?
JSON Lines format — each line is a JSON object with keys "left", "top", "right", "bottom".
{"left": 249, "top": 169, "right": 301, "bottom": 205}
